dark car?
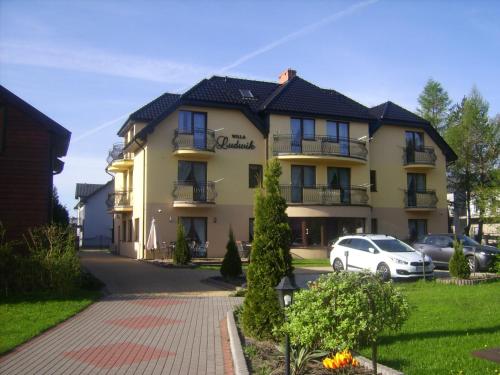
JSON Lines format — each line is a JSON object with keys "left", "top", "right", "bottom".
{"left": 412, "top": 234, "right": 499, "bottom": 272}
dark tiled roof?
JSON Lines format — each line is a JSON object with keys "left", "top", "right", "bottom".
{"left": 0, "top": 84, "right": 71, "bottom": 157}
{"left": 262, "top": 77, "right": 373, "bottom": 120}
{"left": 184, "top": 76, "right": 279, "bottom": 112}
{"left": 75, "top": 183, "right": 105, "bottom": 199}
{"left": 369, "top": 101, "right": 457, "bottom": 162}
{"left": 129, "top": 93, "right": 181, "bottom": 122}
{"left": 369, "top": 101, "right": 427, "bottom": 124}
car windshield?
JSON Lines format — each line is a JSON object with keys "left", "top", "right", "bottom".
{"left": 457, "top": 235, "right": 480, "bottom": 246}
{"left": 372, "top": 239, "right": 415, "bottom": 253}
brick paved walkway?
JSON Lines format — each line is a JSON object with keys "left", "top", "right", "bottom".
{"left": 0, "top": 251, "right": 242, "bottom": 375}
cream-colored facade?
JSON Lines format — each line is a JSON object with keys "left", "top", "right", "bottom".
{"left": 107, "top": 74, "right": 454, "bottom": 259}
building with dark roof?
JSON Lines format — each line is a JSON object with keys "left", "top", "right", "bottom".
{"left": 106, "top": 69, "right": 456, "bottom": 259}
{"left": 0, "top": 85, "right": 71, "bottom": 240}
{"left": 75, "top": 181, "right": 113, "bottom": 248}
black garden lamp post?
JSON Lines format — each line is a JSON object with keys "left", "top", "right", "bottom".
{"left": 275, "top": 275, "right": 298, "bottom": 375}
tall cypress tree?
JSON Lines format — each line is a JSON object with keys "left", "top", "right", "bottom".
{"left": 242, "top": 159, "right": 293, "bottom": 340}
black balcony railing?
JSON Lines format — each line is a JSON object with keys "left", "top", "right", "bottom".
{"left": 273, "top": 135, "right": 368, "bottom": 160}
{"left": 172, "top": 129, "right": 216, "bottom": 152}
{"left": 404, "top": 190, "right": 437, "bottom": 208}
{"left": 280, "top": 184, "right": 369, "bottom": 205}
{"left": 106, "top": 190, "right": 133, "bottom": 209}
{"left": 172, "top": 181, "right": 217, "bottom": 204}
{"left": 403, "top": 147, "right": 436, "bottom": 166}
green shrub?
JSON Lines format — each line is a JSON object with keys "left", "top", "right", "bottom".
{"left": 280, "top": 271, "right": 409, "bottom": 375}
{"left": 449, "top": 239, "right": 470, "bottom": 279}
{"left": 490, "top": 253, "right": 500, "bottom": 274}
{"left": 220, "top": 228, "right": 242, "bottom": 278}
{"left": 242, "top": 159, "right": 293, "bottom": 340}
{"left": 173, "top": 223, "right": 191, "bottom": 265}
{"left": 0, "top": 224, "right": 81, "bottom": 296}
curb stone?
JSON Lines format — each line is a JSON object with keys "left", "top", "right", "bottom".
{"left": 354, "top": 354, "right": 404, "bottom": 375}
{"left": 226, "top": 311, "right": 404, "bottom": 375}
{"left": 227, "top": 311, "right": 249, "bottom": 375}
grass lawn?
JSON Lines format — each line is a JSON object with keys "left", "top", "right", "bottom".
{"left": 0, "top": 289, "right": 101, "bottom": 354}
{"left": 196, "top": 258, "right": 330, "bottom": 270}
{"left": 361, "top": 280, "right": 500, "bottom": 375}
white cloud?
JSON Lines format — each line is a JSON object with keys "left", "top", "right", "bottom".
{"left": 0, "top": 41, "right": 214, "bottom": 85}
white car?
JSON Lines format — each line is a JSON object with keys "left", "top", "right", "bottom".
{"left": 329, "top": 234, "right": 434, "bottom": 281}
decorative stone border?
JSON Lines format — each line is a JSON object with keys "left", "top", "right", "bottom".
{"left": 226, "top": 310, "right": 404, "bottom": 375}
{"left": 436, "top": 274, "right": 500, "bottom": 286}
{"left": 226, "top": 311, "right": 249, "bottom": 375}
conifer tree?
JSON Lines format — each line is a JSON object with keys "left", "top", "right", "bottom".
{"left": 220, "top": 227, "right": 242, "bottom": 278}
{"left": 242, "top": 159, "right": 293, "bottom": 340}
{"left": 449, "top": 239, "right": 471, "bottom": 279}
{"left": 173, "top": 223, "right": 191, "bottom": 265}
{"left": 417, "top": 78, "right": 451, "bottom": 134}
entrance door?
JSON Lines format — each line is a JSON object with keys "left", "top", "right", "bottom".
{"left": 407, "top": 173, "right": 426, "bottom": 207}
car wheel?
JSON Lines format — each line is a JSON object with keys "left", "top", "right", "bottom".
{"left": 376, "top": 262, "right": 391, "bottom": 282}
{"left": 333, "top": 258, "right": 344, "bottom": 272}
{"left": 466, "top": 256, "right": 479, "bottom": 272}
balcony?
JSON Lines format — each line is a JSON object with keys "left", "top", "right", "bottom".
{"left": 280, "top": 185, "right": 369, "bottom": 206}
{"left": 403, "top": 147, "right": 436, "bottom": 170}
{"left": 107, "top": 143, "right": 133, "bottom": 172}
{"left": 172, "top": 129, "right": 216, "bottom": 159}
{"left": 172, "top": 181, "right": 217, "bottom": 207}
{"left": 273, "top": 135, "right": 368, "bottom": 164}
{"left": 404, "top": 190, "right": 438, "bottom": 210}
{"left": 107, "top": 191, "right": 133, "bottom": 212}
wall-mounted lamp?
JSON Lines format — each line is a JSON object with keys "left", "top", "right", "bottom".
{"left": 213, "top": 217, "right": 217, "bottom": 223}
{"left": 169, "top": 216, "right": 173, "bottom": 223}
{"left": 157, "top": 209, "right": 163, "bottom": 213}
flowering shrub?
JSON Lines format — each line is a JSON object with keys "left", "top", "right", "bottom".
{"left": 322, "top": 350, "right": 359, "bottom": 370}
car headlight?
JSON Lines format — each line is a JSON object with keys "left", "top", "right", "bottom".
{"left": 390, "top": 257, "right": 408, "bottom": 265}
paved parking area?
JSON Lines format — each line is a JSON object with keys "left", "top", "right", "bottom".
{"left": 0, "top": 250, "right": 241, "bottom": 375}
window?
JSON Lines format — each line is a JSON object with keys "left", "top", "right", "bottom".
{"left": 405, "top": 131, "right": 424, "bottom": 163}
{"left": 371, "top": 218, "right": 378, "bottom": 234}
{"left": 408, "top": 219, "right": 427, "bottom": 242}
{"left": 291, "top": 118, "right": 315, "bottom": 152}
{"left": 122, "top": 220, "right": 126, "bottom": 241}
{"left": 178, "top": 111, "right": 207, "bottom": 149}
{"left": 0, "top": 105, "right": 5, "bottom": 153}
{"left": 180, "top": 217, "right": 207, "bottom": 245}
{"left": 128, "top": 219, "right": 133, "bottom": 242}
{"left": 407, "top": 173, "right": 427, "bottom": 207}
{"left": 370, "top": 170, "right": 377, "bottom": 192}
{"left": 350, "top": 238, "right": 371, "bottom": 252}
{"left": 134, "top": 218, "right": 139, "bottom": 242}
{"left": 249, "top": 218, "right": 255, "bottom": 242}
{"left": 326, "top": 121, "right": 349, "bottom": 155}
{"left": 239, "top": 89, "right": 254, "bottom": 98}
{"left": 327, "top": 167, "right": 351, "bottom": 204}
{"left": 178, "top": 161, "right": 207, "bottom": 201}
{"left": 291, "top": 165, "right": 316, "bottom": 203}
{"left": 249, "top": 164, "right": 263, "bottom": 188}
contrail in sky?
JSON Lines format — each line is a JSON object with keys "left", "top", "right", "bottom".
{"left": 73, "top": 0, "right": 379, "bottom": 142}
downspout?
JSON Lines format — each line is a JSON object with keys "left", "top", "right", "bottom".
{"left": 133, "top": 138, "right": 147, "bottom": 259}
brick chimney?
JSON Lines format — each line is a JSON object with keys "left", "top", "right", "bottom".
{"left": 278, "top": 68, "right": 296, "bottom": 84}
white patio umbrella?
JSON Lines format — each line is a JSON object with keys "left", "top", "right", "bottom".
{"left": 146, "top": 218, "right": 158, "bottom": 254}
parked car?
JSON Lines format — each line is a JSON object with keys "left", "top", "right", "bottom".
{"left": 412, "top": 234, "right": 499, "bottom": 272}
{"left": 329, "top": 234, "right": 434, "bottom": 281}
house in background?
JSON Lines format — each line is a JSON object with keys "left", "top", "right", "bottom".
{"left": 0, "top": 85, "right": 71, "bottom": 240}
{"left": 75, "top": 181, "right": 113, "bottom": 248}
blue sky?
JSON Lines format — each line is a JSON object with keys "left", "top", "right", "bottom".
{"left": 1, "top": 0, "right": 499, "bottom": 212}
